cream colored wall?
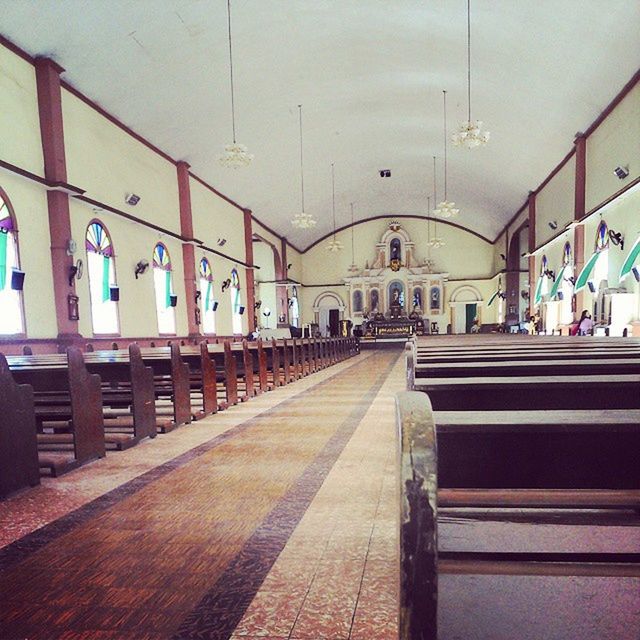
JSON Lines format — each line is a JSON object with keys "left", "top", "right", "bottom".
{"left": 0, "top": 174, "right": 56, "bottom": 338}
{"left": 300, "top": 286, "right": 347, "bottom": 329}
{"left": 287, "top": 243, "right": 303, "bottom": 282}
{"left": 535, "top": 155, "right": 576, "bottom": 248}
{"left": 0, "top": 45, "right": 43, "bottom": 177}
{"left": 586, "top": 84, "right": 640, "bottom": 212}
{"left": 62, "top": 90, "right": 181, "bottom": 234}
{"left": 302, "top": 217, "right": 494, "bottom": 286}
{"left": 493, "top": 232, "right": 507, "bottom": 274}
{"left": 189, "top": 178, "right": 249, "bottom": 335}
{"left": 69, "top": 200, "right": 188, "bottom": 338}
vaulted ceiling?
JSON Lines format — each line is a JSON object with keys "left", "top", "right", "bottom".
{"left": 2, "top": 0, "right": 639, "bottom": 248}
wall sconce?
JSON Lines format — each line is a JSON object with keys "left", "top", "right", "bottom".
{"left": 608, "top": 229, "right": 624, "bottom": 250}
{"left": 134, "top": 259, "right": 149, "bottom": 279}
{"left": 195, "top": 289, "right": 201, "bottom": 302}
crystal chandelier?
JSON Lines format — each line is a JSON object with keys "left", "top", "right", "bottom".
{"left": 326, "top": 163, "right": 343, "bottom": 252}
{"left": 452, "top": 0, "right": 490, "bottom": 149}
{"left": 429, "top": 236, "right": 445, "bottom": 249}
{"left": 219, "top": 0, "right": 253, "bottom": 168}
{"left": 291, "top": 104, "right": 317, "bottom": 228}
{"left": 434, "top": 91, "right": 460, "bottom": 218}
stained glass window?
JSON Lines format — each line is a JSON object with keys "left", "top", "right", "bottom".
{"left": 86, "top": 221, "right": 118, "bottom": 334}
{"left": 595, "top": 220, "right": 609, "bottom": 252}
{"left": 199, "top": 257, "right": 215, "bottom": 334}
{"left": 0, "top": 190, "right": 23, "bottom": 335}
{"left": 153, "top": 243, "right": 176, "bottom": 334}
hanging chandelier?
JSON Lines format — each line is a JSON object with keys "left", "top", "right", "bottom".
{"left": 348, "top": 202, "right": 359, "bottom": 270}
{"left": 429, "top": 156, "right": 446, "bottom": 247}
{"left": 327, "top": 163, "right": 343, "bottom": 252}
{"left": 434, "top": 92, "right": 460, "bottom": 219}
{"left": 219, "top": 0, "right": 253, "bottom": 168}
{"left": 291, "top": 104, "right": 317, "bottom": 228}
{"left": 452, "top": 0, "right": 490, "bottom": 149}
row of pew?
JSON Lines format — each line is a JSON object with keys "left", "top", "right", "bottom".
{"left": 0, "top": 336, "right": 359, "bottom": 499}
{"left": 397, "top": 334, "right": 640, "bottom": 639}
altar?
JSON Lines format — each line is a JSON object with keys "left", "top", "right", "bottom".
{"left": 344, "top": 220, "right": 447, "bottom": 343}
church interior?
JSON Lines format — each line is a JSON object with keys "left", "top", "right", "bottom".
{"left": 0, "top": 1, "right": 639, "bottom": 638}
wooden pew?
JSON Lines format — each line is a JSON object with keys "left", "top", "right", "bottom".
{"left": 0, "top": 354, "right": 39, "bottom": 497}
{"left": 396, "top": 391, "right": 640, "bottom": 640}
{"left": 9, "top": 348, "right": 105, "bottom": 477}
{"left": 223, "top": 340, "right": 239, "bottom": 406}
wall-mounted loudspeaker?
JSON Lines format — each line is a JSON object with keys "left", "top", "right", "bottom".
{"left": 632, "top": 266, "right": 640, "bottom": 283}
{"left": 11, "top": 269, "right": 25, "bottom": 291}
{"left": 212, "top": 301, "right": 219, "bottom": 311}
{"left": 238, "top": 306, "right": 245, "bottom": 315}
{"left": 109, "top": 286, "right": 120, "bottom": 302}
{"left": 170, "top": 294, "right": 178, "bottom": 307}
{"left": 557, "top": 291, "right": 564, "bottom": 301}
{"left": 587, "top": 280, "right": 596, "bottom": 293}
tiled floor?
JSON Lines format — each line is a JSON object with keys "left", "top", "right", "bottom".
{"left": 0, "top": 350, "right": 403, "bottom": 640}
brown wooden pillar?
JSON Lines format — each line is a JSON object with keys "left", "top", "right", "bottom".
{"left": 243, "top": 209, "right": 256, "bottom": 332}
{"left": 505, "top": 228, "right": 520, "bottom": 326}
{"left": 177, "top": 161, "right": 199, "bottom": 337}
{"left": 527, "top": 192, "right": 537, "bottom": 318}
{"left": 573, "top": 134, "right": 587, "bottom": 315}
{"left": 35, "top": 57, "right": 79, "bottom": 341}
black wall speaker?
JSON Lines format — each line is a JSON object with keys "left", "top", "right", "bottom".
{"left": 632, "top": 266, "right": 640, "bottom": 282}
{"left": 11, "top": 269, "right": 25, "bottom": 291}
{"left": 109, "top": 285, "right": 120, "bottom": 302}
{"left": 239, "top": 306, "right": 245, "bottom": 315}
{"left": 557, "top": 291, "right": 564, "bottom": 301}
{"left": 212, "top": 301, "right": 219, "bottom": 311}
{"left": 587, "top": 280, "right": 596, "bottom": 293}
{"left": 170, "top": 294, "right": 178, "bottom": 307}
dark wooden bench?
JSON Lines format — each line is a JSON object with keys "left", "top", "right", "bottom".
{"left": 0, "top": 354, "right": 39, "bottom": 497}
{"left": 8, "top": 348, "right": 105, "bottom": 477}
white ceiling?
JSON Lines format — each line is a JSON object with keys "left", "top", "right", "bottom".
{"left": 2, "top": 1, "right": 639, "bottom": 249}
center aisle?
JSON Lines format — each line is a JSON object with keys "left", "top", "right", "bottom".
{"left": 0, "top": 350, "right": 403, "bottom": 640}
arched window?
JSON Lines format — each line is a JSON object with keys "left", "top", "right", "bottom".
{"left": 153, "top": 243, "right": 176, "bottom": 334}
{"left": 86, "top": 221, "right": 119, "bottom": 335}
{"left": 413, "top": 287, "right": 423, "bottom": 311}
{"left": 199, "top": 258, "right": 216, "bottom": 334}
{"left": 230, "top": 268, "right": 243, "bottom": 334}
{"left": 429, "top": 286, "right": 440, "bottom": 311}
{"left": 0, "top": 190, "right": 24, "bottom": 335}
{"left": 352, "top": 289, "right": 363, "bottom": 313}
{"left": 540, "top": 255, "right": 550, "bottom": 297}
{"left": 290, "top": 286, "right": 300, "bottom": 327}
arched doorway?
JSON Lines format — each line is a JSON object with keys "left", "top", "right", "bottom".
{"left": 253, "top": 234, "right": 287, "bottom": 329}
{"left": 313, "top": 292, "right": 345, "bottom": 337}
{"left": 449, "top": 285, "right": 483, "bottom": 334}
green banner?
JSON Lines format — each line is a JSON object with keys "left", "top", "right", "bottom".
{"left": 548, "top": 265, "right": 566, "bottom": 299}
{"left": 205, "top": 281, "right": 212, "bottom": 310}
{"left": 533, "top": 275, "right": 544, "bottom": 305}
{"left": 620, "top": 236, "right": 640, "bottom": 281}
{"left": 165, "top": 270, "right": 172, "bottom": 308}
{"left": 487, "top": 289, "right": 499, "bottom": 306}
{"left": 574, "top": 251, "right": 600, "bottom": 292}
{"left": 102, "top": 255, "right": 110, "bottom": 302}
{"left": 0, "top": 232, "right": 6, "bottom": 291}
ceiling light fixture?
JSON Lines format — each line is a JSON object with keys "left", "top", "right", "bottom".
{"left": 327, "top": 163, "right": 343, "bottom": 252}
{"left": 291, "top": 104, "right": 317, "bottom": 229}
{"left": 429, "top": 155, "right": 446, "bottom": 248}
{"left": 219, "top": 0, "right": 253, "bottom": 168}
{"left": 434, "top": 93, "right": 460, "bottom": 219}
{"left": 452, "top": 0, "right": 490, "bottom": 149}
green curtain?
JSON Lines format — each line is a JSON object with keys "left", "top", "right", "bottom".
{"left": 0, "top": 232, "right": 7, "bottom": 291}
{"left": 205, "top": 281, "right": 212, "bottom": 310}
{"left": 465, "top": 303, "right": 477, "bottom": 333}
{"left": 102, "top": 255, "right": 110, "bottom": 302}
{"left": 165, "top": 270, "right": 172, "bottom": 307}
{"left": 548, "top": 265, "right": 566, "bottom": 299}
{"left": 620, "top": 236, "right": 640, "bottom": 281}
